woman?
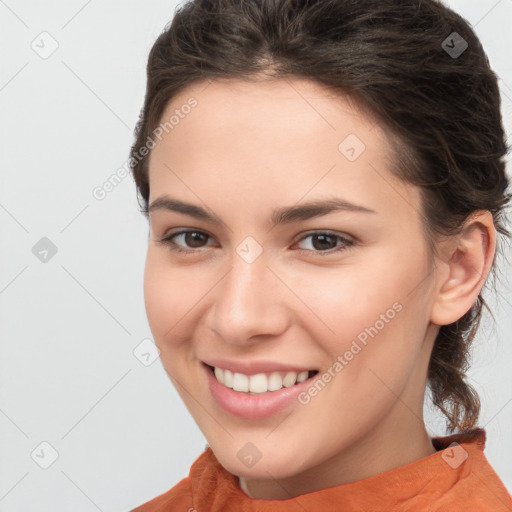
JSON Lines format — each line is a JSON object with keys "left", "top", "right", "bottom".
{"left": 129, "top": 0, "right": 512, "bottom": 509}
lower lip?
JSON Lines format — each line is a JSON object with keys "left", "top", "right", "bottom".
{"left": 203, "top": 363, "right": 317, "bottom": 420}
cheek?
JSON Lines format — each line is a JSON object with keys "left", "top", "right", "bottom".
{"left": 291, "top": 264, "right": 403, "bottom": 338}
{"left": 296, "top": 255, "right": 426, "bottom": 372}
{"left": 143, "top": 249, "right": 197, "bottom": 345}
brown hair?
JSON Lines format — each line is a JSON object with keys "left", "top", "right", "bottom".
{"left": 129, "top": 0, "right": 511, "bottom": 433}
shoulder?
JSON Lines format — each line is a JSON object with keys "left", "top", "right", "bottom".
{"left": 429, "top": 428, "right": 512, "bottom": 511}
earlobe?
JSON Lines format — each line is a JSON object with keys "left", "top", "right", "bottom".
{"left": 430, "top": 211, "right": 496, "bottom": 326}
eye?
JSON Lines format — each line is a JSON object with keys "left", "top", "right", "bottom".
{"left": 157, "top": 230, "right": 215, "bottom": 253}
{"left": 293, "top": 231, "right": 356, "bottom": 255}
{"left": 156, "top": 229, "right": 356, "bottom": 256}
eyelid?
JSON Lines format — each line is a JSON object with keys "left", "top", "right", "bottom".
{"left": 293, "top": 229, "right": 355, "bottom": 244}
{"left": 158, "top": 227, "right": 216, "bottom": 245}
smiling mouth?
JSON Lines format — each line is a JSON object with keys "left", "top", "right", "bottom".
{"left": 205, "top": 363, "right": 319, "bottom": 394}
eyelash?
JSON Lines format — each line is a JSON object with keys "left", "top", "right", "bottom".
{"left": 156, "top": 229, "right": 356, "bottom": 256}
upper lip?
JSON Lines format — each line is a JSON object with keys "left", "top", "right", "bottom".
{"left": 202, "top": 358, "right": 316, "bottom": 375}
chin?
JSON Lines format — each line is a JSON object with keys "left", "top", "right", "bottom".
{"left": 213, "top": 444, "right": 307, "bottom": 481}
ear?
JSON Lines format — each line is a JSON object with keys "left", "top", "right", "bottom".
{"left": 430, "top": 210, "right": 496, "bottom": 326}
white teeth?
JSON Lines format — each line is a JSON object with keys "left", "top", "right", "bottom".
{"left": 232, "top": 372, "right": 249, "bottom": 392}
{"left": 283, "top": 371, "right": 297, "bottom": 387}
{"left": 212, "top": 366, "right": 312, "bottom": 393}
{"left": 297, "top": 370, "right": 309, "bottom": 383}
{"left": 223, "top": 369, "right": 234, "bottom": 387}
{"left": 268, "top": 371, "right": 283, "bottom": 391}
{"left": 248, "top": 373, "right": 267, "bottom": 393}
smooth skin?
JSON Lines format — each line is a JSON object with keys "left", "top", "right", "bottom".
{"left": 143, "top": 77, "right": 496, "bottom": 500}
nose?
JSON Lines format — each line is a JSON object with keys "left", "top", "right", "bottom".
{"left": 207, "top": 248, "right": 289, "bottom": 346}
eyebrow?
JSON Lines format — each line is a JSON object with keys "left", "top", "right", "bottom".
{"left": 146, "top": 195, "right": 376, "bottom": 227}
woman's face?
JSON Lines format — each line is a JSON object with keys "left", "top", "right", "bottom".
{"left": 144, "top": 77, "right": 439, "bottom": 496}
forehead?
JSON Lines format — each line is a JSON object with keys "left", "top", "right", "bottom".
{"left": 147, "top": 77, "right": 421, "bottom": 221}
{"left": 148, "top": 76, "right": 388, "bottom": 172}
{"left": 159, "top": 77, "right": 376, "bottom": 135}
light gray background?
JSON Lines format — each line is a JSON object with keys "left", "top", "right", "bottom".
{"left": 0, "top": 1, "right": 511, "bottom": 511}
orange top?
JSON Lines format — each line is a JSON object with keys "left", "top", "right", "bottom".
{"left": 132, "top": 428, "right": 512, "bottom": 511}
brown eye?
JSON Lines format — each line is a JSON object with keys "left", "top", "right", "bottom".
{"left": 294, "top": 232, "right": 356, "bottom": 256}
{"left": 157, "top": 230, "right": 214, "bottom": 253}
{"left": 157, "top": 229, "right": 356, "bottom": 256}
{"left": 181, "top": 231, "right": 209, "bottom": 248}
